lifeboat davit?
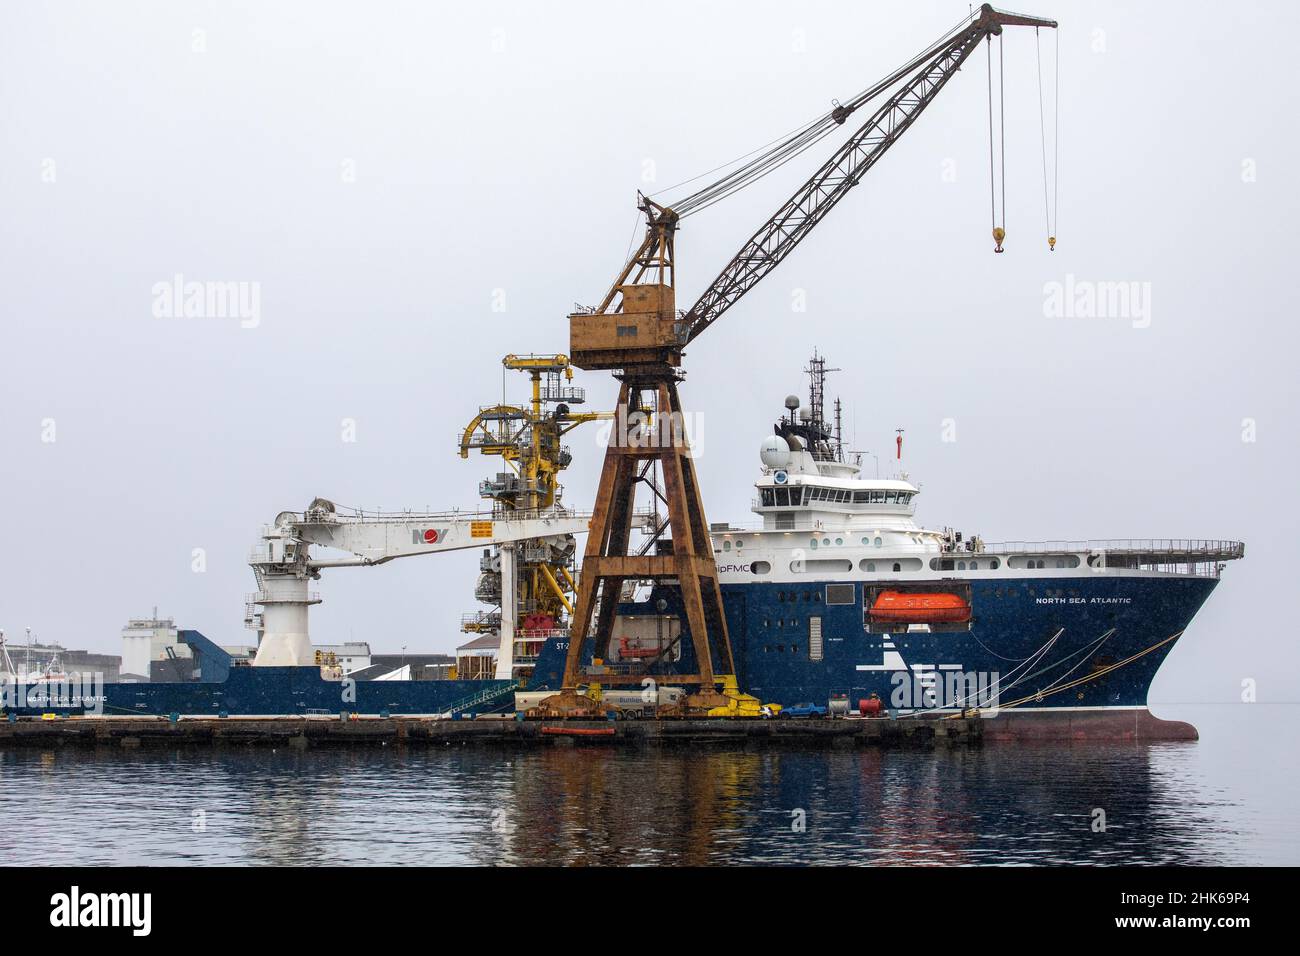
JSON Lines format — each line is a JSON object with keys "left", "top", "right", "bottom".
{"left": 869, "top": 590, "right": 971, "bottom": 624}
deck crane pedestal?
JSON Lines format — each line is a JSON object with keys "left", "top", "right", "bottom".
{"left": 549, "top": 4, "right": 1058, "bottom": 716}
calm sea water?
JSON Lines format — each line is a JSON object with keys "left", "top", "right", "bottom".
{"left": 0, "top": 704, "right": 1293, "bottom": 866}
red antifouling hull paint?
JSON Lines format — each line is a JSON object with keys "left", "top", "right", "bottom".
{"left": 980, "top": 708, "right": 1198, "bottom": 742}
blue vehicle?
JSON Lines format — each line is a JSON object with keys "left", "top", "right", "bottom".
{"left": 780, "top": 702, "right": 828, "bottom": 719}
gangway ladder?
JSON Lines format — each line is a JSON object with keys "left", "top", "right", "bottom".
{"left": 444, "top": 680, "right": 518, "bottom": 717}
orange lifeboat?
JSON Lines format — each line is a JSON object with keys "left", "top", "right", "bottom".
{"left": 869, "top": 590, "right": 971, "bottom": 624}
{"left": 618, "top": 636, "right": 662, "bottom": 660}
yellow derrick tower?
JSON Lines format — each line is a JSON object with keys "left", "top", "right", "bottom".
{"left": 457, "top": 354, "right": 607, "bottom": 682}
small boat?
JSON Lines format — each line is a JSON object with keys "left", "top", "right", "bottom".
{"left": 617, "top": 637, "right": 663, "bottom": 660}
{"left": 869, "top": 590, "right": 972, "bottom": 624}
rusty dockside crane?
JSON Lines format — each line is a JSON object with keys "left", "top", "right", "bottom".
{"left": 550, "top": 5, "right": 1059, "bottom": 715}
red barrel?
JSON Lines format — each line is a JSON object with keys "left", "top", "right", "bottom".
{"left": 859, "top": 697, "right": 884, "bottom": 717}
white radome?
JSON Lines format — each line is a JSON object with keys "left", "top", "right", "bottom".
{"left": 759, "top": 435, "right": 791, "bottom": 468}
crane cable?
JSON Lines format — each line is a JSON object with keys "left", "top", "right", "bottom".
{"left": 987, "top": 33, "right": 1007, "bottom": 253}
{"left": 1035, "top": 26, "right": 1060, "bottom": 250}
{"left": 656, "top": 9, "right": 980, "bottom": 220}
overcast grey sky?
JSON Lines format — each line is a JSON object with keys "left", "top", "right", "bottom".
{"left": 2, "top": 1, "right": 1295, "bottom": 703}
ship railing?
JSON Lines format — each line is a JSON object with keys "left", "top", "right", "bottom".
{"left": 979, "top": 539, "right": 1245, "bottom": 559}
{"left": 249, "top": 547, "right": 290, "bottom": 564}
{"left": 539, "top": 385, "right": 586, "bottom": 404}
{"left": 1123, "top": 561, "right": 1227, "bottom": 578}
{"left": 275, "top": 505, "right": 595, "bottom": 525}
{"left": 246, "top": 591, "right": 322, "bottom": 605}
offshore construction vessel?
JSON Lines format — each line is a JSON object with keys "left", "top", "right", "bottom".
{"left": 2, "top": 8, "right": 1243, "bottom": 738}
{"left": 525, "top": 356, "right": 1244, "bottom": 738}
{"left": 517, "top": 6, "right": 1243, "bottom": 735}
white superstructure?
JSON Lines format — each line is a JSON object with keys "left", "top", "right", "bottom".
{"left": 710, "top": 363, "right": 1239, "bottom": 587}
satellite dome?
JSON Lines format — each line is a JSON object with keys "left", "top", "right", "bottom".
{"left": 799, "top": 406, "right": 813, "bottom": 422}
{"left": 759, "top": 435, "right": 791, "bottom": 469}
{"left": 784, "top": 395, "right": 800, "bottom": 411}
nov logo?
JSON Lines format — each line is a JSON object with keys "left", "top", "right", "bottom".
{"left": 411, "top": 528, "right": 447, "bottom": 545}
{"left": 50, "top": 886, "right": 151, "bottom": 936}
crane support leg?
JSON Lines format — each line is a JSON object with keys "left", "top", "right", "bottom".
{"left": 556, "top": 376, "right": 732, "bottom": 712}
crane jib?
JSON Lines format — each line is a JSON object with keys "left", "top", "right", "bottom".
{"left": 678, "top": 4, "right": 1057, "bottom": 344}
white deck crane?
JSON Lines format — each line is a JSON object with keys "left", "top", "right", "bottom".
{"left": 248, "top": 497, "right": 590, "bottom": 676}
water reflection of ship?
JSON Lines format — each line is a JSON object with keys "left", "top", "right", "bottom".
{"left": 478, "top": 741, "right": 1226, "bottom": 866}
{"left": 487, "top": 748, "right": 764, "bottom": 866}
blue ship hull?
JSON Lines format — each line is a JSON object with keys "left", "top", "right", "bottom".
{"left": 527, "top": 574, "right": 1218, "bottom": 715}
{"left": 4, "top": 637, "right": 512, "bottom": 718}
{"left": 90, "top": 668, "right": 511, "bottom": 718}
{"left": 2, "top": 575, "right": 1216, "bottom": 727}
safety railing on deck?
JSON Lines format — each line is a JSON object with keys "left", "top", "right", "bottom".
{"left": 979, "top": 539, "right": 1244, "bottom": 559}
{"left": 246, "top": 591, "right": 321, "bottom": 605}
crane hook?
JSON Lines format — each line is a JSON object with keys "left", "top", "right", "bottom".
{"left": 1048, "top": 236, "right": 1056, "bottom": 251}
{"left": 993, "top": 226, "right": 1005, "bottom": 253}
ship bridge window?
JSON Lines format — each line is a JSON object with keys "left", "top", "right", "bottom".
{"left": 814, "top": 488, "right": 850, "bottom": 503}
{"left": 774, "top": 487, "right": 807, "bottom": 507}
{"left": 761, "top": 489, "right": 775, "bottom": 507}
